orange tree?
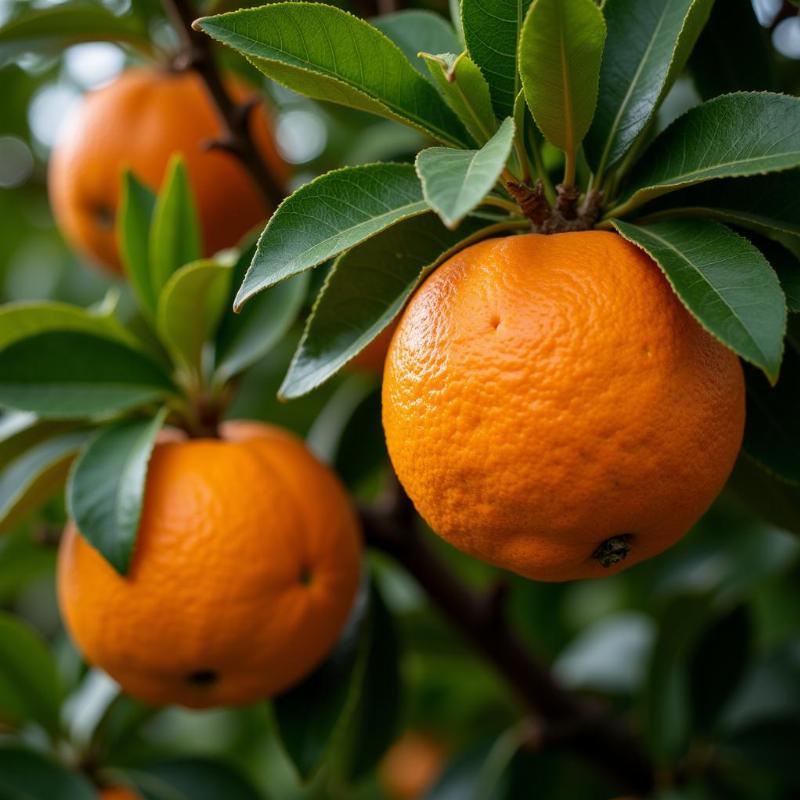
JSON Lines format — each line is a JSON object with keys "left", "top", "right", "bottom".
{"left": 0, "top": 0, "right": 799, "bottom": 798}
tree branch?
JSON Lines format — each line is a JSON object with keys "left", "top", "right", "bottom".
{"left": 161, "top": 0, "right": 285, "bottom": 210}
{"left": 360, "top": 487, "right": 655, "bottom": 795}
{"left": 176, "top": 1, "right": 656, "bottom": 792}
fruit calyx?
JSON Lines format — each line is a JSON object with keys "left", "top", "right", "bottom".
{"left": 505, "top": 179, "right": 603, "bottom": 234}
{"left": 592, "top": 535, "right": 633, "bottom": 568}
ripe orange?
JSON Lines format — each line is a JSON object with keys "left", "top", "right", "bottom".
{"left": 379, "top": 732, "right": 447, "bottom": 800}
{"left": 48, "top": 67, "right": 286, "bottom": 274}
{"left": 100, "top": 788, "right": 140, "bottom": 800}
{"left": 383, "top": 232, "right": 745, "bottom": 582}
{"left": 57, "top": 420, "right": 361, "bottom": 708}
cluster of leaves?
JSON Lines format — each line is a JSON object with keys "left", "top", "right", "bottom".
{"left": 0, "top": 157, "right": 307, "bottom": 573}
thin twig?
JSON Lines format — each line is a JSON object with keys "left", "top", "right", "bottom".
{"left": 162, "top": 0, "right": 285, "bottom": 210}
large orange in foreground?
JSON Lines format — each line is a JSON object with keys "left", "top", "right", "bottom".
{"left": 383, "top": 232, "right": 745, "bottom": 582}
{"left": 48, "top": 68, "right": 286, "bottom": 273}
{"left": 58, "top": 421, "right": 361, "bottom": 708}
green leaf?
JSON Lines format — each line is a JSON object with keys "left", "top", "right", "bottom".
{"left": 0, "top": 411, "right": 77, "bottom": 467}
{"left": 342, "top": 581, "right": 401, "bottom": 780}
{"left": 0, "top": 300, "right": 139, "bottom": 351}
{"left": 421, "top": 52, "right": 497, "bottom": 146}
{"left": 743, "top": 354, "right": 800, "bottom": 485}
{"left": 612, "top": 219, "right": 786, "bottom": 382}
{"left": 462, "top": 0, "right": 533, "bottom": 118}
{"left": 156, "top": 260, "right": 231, "bottom": 374}
{"left": 0, "top": 331, "right": 176, "bottom": 419}
{"left": 518, "top": 0, "right": 606, "bottom": 157}
{"left": 235, "top": 164, "right": 427, "bottom": 308}
{"left": 119, "top": 171, "right": 158, "bottom": 317}
{"left": 639, "top": 171, "right": 800, "bottom": 239}
{"left": 0, "top": 3, "right": 149, "bottom": 64}
{"left": 0, "top": 747, "right": 95, "bottom": 800}
{"left": 215, "top": 244, "right": 309, "bottom": 383}
{"left": 149, "top": 156, "right": 202, "bottom": 299}
{"left": 761, "top": 238, "right": 800, "bottom": 313}
{"left": 688, "top": 0, "right": 774, "bottom": 100}
{"left": 0, "top": 430, "right": 87, "bottom": 535}
{"left": 197, "top": 3, "right": 469, "bottom": 148}
{"left": 0, "top": 527, "right": 56, "bottom": 604}
{"left": 273, "top": 580, "right": 368, "bottom": 780}
{"left": 128, "top": 759, "right": 261, "bottom": 800}
{"left": 610, "top": 93, "right": 800, "bottom": 216}
{"left": 584, "top": 0, "right": 714, "bottom": 177}
{"left": 279, "top": 213, "right": 505, "bottom": 399}
{"left": 372, "top": 10, "right": 460, "bottom": 79}
{"left": 0, "top": 613, "right": 62, "bottom": 734}
{"left": 417, "top": 117, "right": 515, "bottom": 228}
{"left": 688, "top": 605, "right": 751, "bottom": 735}
{"left": 67, "top": 410, "right": 167, "bottom": 576}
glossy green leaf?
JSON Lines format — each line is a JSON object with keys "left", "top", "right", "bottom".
{"left": 68, "top": 410, "right": 167, "bottom": 576}
{"left": 585, "top": 0, "right": 714, "bottom": 176}
{"left": 273, "top": 580, "right": 368, "bottom": 779}
{"left": 342, "top": 581, "right": 401, "bottom": 780}
{"left": 197, "top": 4, "right": 469, "bottom": 148}
{"left": 743, "top": 353, "right": 800, "bottom": 485}
{"left": 0, "top": 613, "right": 62, "bottom": 734}
{"left": 688, "top": 0, "right": 774, "bottom": 100}
{"left": 119, "top": 170, "right": 158, "bottom": 317}
{"left": 462, "top": 0, "right": 533, "bottom": 118}
{"left": 0, "top": 331, "right": 175, "bottom": 419}
{"left": 0, "top": 430, "right": 87, "bottom": 534}
{"left": 235, "top": 164, "right": 427, "bottom": 308}
{"left": 128, "top": 759, "right": 261, "bottom": 800}
{"left": 612, "top": 219, "right": 786, "bottom": 382}
{"left": 417, "top": 117, "right": 515, "bottom": 228}
{"left": 518, "top": 0, "right": 606, "bottom": 155}
{"left": 0, "top": 300, "right": 138, "bottom": 351}
{"left": 280, "top": 213, "right": 506, "bottom": 399}
{"left": 0, "top": 411, "right": 77, "bottom": 467}
{"left": 689, "top": 605, "right": 751, "bottom": 734}
{"left": 421, "top": 52, "right": 497, "bottom": 146}
{"left": 0, "top": 3, "right": 149, "bottom": 64}
{"left": 639, "top": 171, "right": 800, "bottom": 238}
{"left": 215, "top": 243, "right": 309, "bottom": 383}
{"left": 157, "top": 260, "right": 231, "bottom": 374}
{"left": 149, "top": 156, "right": 202, "bottom": 299}
{"left": 372, "top": 11, "right": 460, "bottom": 79}
{"left": 0, "top": 747, "right": 95, "bottom": 800}
{"left": 610, "top": 94, "right": 800, "bottom": 216}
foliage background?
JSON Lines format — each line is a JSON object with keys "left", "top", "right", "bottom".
{"left": 1, "top": 0, "right": 800, "bottom": 798}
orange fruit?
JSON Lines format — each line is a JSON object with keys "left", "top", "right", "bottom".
{"left": 57, "top": 420, "right": 361, "bottom": 708}
{"left": 48, "top": 67, "right": 286, "bottom": 274}
{"left": 379, "top": 732, "right": 447, "bottom": 800}
{"left": 100, "top": 788, "right": 140, "bottom": 800}
{"left": 383, "top": 231, "right": 745, "bottom": 582}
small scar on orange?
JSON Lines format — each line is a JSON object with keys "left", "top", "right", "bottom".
{"left": 490, "top": 315, "right": 501, "bottom": 331}
{"left": 92, "top": 204, "right": 115, "bottom": 229}
{"left": 298, "top": 566, "right": 313, "bottom": 585}
{"left": 186, "top": 669, "right": 219, "bottom": 686}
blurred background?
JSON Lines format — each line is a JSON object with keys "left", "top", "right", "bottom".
{"left": 1, "top": 0, "right": 800, "bottom": 798}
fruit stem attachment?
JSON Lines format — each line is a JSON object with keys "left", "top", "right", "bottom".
{"left": 161, "top": 0, "right": 285, "bottom": 210}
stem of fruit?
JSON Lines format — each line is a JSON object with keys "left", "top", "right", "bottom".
{"left": 161, "top": 0, "right": 285, "bottom": 211}
{"left": 359, "top": 484, "right": 655, "bottom": 795}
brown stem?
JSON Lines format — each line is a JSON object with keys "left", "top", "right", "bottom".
{"left": 161, "top": 0, "right": 285, "bottom": 210}
{"left": 360, "top": 489, "right": 655, "bottom": 795}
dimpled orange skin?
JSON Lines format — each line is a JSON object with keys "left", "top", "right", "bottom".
{"left": 57, "top": 421, "right": 361, "bottom": 708}
{"left": 48, "top": 68, "right": 286, "bottom": 274}
{"left": 383, "top": 231, "right": 745, "bottom": 582}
